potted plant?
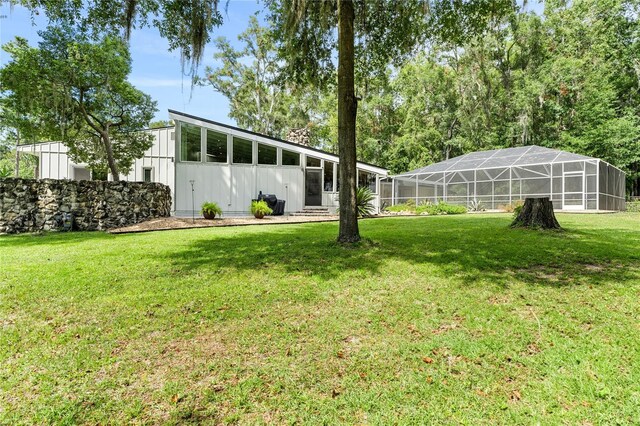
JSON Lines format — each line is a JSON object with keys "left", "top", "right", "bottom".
{"left": 201, "top": 201, "right": 222, "bottom": 220}
{"left": 250, "top": 200, "right": 272, "bottom": 219}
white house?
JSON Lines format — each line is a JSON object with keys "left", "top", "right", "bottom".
{"left": 18, "top": 110, "right": 389, "bottom": 216}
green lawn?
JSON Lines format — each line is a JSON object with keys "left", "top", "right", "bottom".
{"left": 1, "top": 214, "right": 640, "bottom": 424}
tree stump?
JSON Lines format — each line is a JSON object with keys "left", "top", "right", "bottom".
{"left": 511, "top": 197, "right": 561, "bottom": 230}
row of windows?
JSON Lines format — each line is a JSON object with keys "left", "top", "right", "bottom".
{"left": 179, "top": 122, "right": 377, "bottom": 193}
{"left": 181, "top": 123, "right": 301, "bottom": 166}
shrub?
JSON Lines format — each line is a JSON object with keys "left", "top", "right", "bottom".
{"left": 356, "top": 187, "right": 375, "bottom": 217}
{"left": 384, "top": 204, "right": 412, "bottom": 213}
{"left": 468, "top": 200, "right": 485, "bottom": 212}
{"left": 384, "top": 203, "right": 417, "bottom": 213}
{"left": 201, "top": 201, "right": 222, "bottom": 218}
{"left": 626, "top": 200, "right": 640, "bottom": 212}
{"left": 513, "top": 203, "right": 524, "bottom": 219}
{"left": 500, "top": 200, "right": 524, "bottom": 213}
{"left": 250, "top": 200, "right": 272, "bottom": 216}
{"left": 418, "top": 201, "right": 466, "bottom": 215}
{"left": 384, "top": 200, "right": 466, "bottom": 215}
{"left": 405, "top": 198, "right": 416, "bottom": 208}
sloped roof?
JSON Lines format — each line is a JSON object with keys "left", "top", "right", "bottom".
{"left": 168, "top": 109, "right": 388, "bottom": 173}
{"left": 395, "top": 145, "right": 594, "bottom": 177}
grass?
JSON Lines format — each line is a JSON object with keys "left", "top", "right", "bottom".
{"left": 1, "top": 213, "right": 640, "bottom": 424}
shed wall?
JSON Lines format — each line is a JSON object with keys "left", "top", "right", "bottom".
{"left": 174, "top": 163, "right": 305, "bottom": 216}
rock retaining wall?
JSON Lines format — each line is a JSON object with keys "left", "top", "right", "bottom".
{"left": 0, "top": 178, "right": 171, "bottom": 234}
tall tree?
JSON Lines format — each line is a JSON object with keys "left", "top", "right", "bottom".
{"left": 12, "top": 0, "right": 224, "bottom": 79}
{"left": 267, "top": 0, "right": 515, "bottom": 242}
{"left": 199, "top": 15, "right": 316, "bottom": 139}
{"left": 0, "top": 27, "right": 157, "bottom": 180}
{"left": 0, "top": 99, "right": 44, "bottom": 177}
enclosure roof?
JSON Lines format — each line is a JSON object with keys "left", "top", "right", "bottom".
{"left": 395, "top": 145, "right": 595, "bottom": 177}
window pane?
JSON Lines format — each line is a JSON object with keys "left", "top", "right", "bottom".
{"left": 324, "top": 161, "right": 334, "bottom": 191}
{"left": 358, "top": 170, "right": 376, "bottom": 192}
{"left": 307, "top": 156, "right": 321, "bottom": 167}
{"left": 233, "top": 137, "right": 253, "bottom": 164}
{"left": 143, "top": 168, "right": 152, "bottom": 182}
{"left": 282, "top": 149, "right": 300, "bottom": 166}
{"left": 180, "top": 123, "right": 201, "bottom": 161}
{"left": 206, "top": 130, "right": 227, "bottom": 163}
{"left": 258, "top": 143, "right": 277, "bottom": 165}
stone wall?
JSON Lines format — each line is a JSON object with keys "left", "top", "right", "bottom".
{"left": 0, "top": 178, "right": 172, "bottom": 234}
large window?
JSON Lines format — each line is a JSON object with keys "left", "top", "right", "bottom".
{"left": 307, "top": 156, "right": 321, "bottom": 167}
{"left": 282, "top": 149, "right": 300, "bottom": 166}
{"left": 180, "top": 123, "right": 201, "bottom": 162}
{"left": 206, "top": 129, "right": 227, "bottom": 163}
{"left": 258, "top": 143, "right": 277, "bottom": 165}
{"left": 324, "top": 161, "right": 334, "bottom": 191}
{"left": 358, "top": 170, "right": 376, "bottom": 193}
{"left": 233, "top": 137, "right": 253, "bottom": 164}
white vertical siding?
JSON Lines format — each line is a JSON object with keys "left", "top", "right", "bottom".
{"left": 120, "top": 127, "right": 176, "bottom": 202}
{"left": 19, "top": 120, "right": 388, "bottom": 216}
{"left": 174, "top": 163, "right": 304, "bottom": 216}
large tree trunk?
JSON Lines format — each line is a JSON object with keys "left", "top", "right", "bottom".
{"left": 337, "top": 0, "right": 360, "bottom": 243}
{"left": 101, "top": 131, "right": 120, "bottom": 181}
{"left": 511, "top": 197, "right": 561, "bottom": 230}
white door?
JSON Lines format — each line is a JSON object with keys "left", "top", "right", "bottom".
{"left": 563, "top": 171, "right": 585, "bottom": 210}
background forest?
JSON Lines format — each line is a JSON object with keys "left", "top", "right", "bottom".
{"left": 202, "top": 0, "right": 640, "bottom": 196}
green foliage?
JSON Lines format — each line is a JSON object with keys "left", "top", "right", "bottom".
{"left": 468, "top": 200, "right": 485, "bottom": 212}
{"left": 271, "top": 0, "right": 640, "bottom": 194}
{"left": 418, "top": 201, "right": 467, "bottom": 215}
{"left": 384, "top": 200, "right": 466, "bottom": 215}
{"left": 0, "top": 151, "right": 38, "bottom": 179}
{"left": 148, "top": 120, "right": 174, "bottom": 129}
{"left": 0, "top": 27, "right": 157, "bottom": 179}
{"left": 198, "top": 16, "right": 317, "bottom": 140}
{"left": 513, "top": 204, "right": 524, "bottom": 219}
{"left": 0, "top": 162, "right": 11, "bottom": 178}
{"left": 384, "top": 204, "right": 413, "bottom": 213}
{"left": 14, "top": 1, "right": 223, "bottom": 80}
{"left": 250, "top": 200, "right": 273, "bottom": 216}
{"left": 625, "top": 201, "right": 640, "bottom": 212}
{"left": 355, "top": 187, "right": 375, "bottom": 218}
{"left": 200, "top": 201, "right": 222, "bottom": 217}
{"left": 500, "top": 201, "right": 525, "bottom": 214}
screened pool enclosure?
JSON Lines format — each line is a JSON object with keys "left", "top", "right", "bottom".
{"left": 381, "top": 146, "right": 625, "bottom": 211}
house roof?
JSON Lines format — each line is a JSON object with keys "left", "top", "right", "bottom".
{"left": 168, "top": 109, "right": 388, "bottom": 174}
{"left": 394, "top": 145, "right": 599, "bottom": 177}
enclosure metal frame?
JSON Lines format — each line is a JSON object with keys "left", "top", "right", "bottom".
{"left": 380, "top": 147, "right": 626, "bottom": 212}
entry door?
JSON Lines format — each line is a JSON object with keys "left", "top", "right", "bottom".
{"left": 305, "top": 169, "right": 322, "bottom": 206}
{"left": 563, "top": 171, "right": 585, "bottom": 210}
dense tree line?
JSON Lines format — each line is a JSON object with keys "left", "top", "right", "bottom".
{"left": 349, "top": 0, "right": 640, "bottom": 193}
{"left": 205, "top": 0, "right": 640, "bottom": 196}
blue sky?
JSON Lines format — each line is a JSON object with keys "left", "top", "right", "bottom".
{"left": 1, "top": 1, "right": 544, "bottom": 126}
{"left": 0, "top": 1, "right": 265, "bottom": 124}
